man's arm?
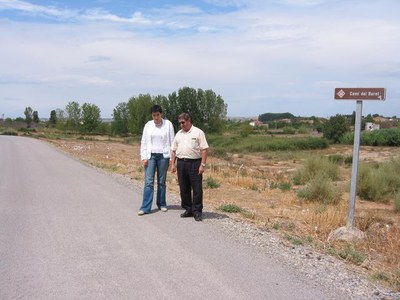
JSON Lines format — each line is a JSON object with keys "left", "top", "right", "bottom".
{"left": 170, "top": 150, "right": 177, "bottom": 173}
{"left": 199, "top": 148, "right": 208, "bottom": 174}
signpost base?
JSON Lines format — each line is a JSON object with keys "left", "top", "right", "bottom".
{"left": 328, "top": 226, "right": 366, "bottom": 242}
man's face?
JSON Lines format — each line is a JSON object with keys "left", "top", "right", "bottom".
{"left": 179, "top": 118, "right": 190, "bottom": 131}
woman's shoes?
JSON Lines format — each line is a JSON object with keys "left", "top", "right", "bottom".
{"left": 160, "top": 207, "right": 168, "bottom": 212}
{"left": 138, "top": 210, "right": 145, "bottom": 216}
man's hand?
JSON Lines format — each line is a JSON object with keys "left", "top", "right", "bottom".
{"left": 198, "top": 164, "right": 205, "bottom": 175}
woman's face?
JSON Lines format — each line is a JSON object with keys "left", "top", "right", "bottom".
{"left": 152, "top": 112, "right": 162, "bottom": 124}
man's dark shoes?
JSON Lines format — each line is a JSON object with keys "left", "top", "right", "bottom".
{"left": 194, "top": 214, "right": 202, "bottom": 222}
{"left": 180, "top": 211, "right": 193, "bottom": 218}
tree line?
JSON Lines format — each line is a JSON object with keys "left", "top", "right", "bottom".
{"left": 9, "top": 86, "right": 228, "bottom": 135}
{"left": 113, "top": 87, "right": 227, "bottom": 135}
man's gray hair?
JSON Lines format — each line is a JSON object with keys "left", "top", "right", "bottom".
{"left": 178, "top": 112, "right": 190, "bottom": 121}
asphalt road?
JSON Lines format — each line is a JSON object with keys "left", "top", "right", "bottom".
{"left": 0, "top": 136, "right": 343, "bottom": 299}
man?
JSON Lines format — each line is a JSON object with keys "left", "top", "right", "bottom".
{"left": 170, "top": 112, "right": 208, "bottom": 221}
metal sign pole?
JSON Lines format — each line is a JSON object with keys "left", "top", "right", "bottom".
{"left": 347, "top": 100, "right": 363, "bottom": 228}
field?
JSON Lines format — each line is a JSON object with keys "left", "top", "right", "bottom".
{"left": 9, "top": 130, "right": 400, "bottom": 291}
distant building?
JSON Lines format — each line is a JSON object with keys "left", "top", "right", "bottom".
{"left": 365, "top": 122, "right": 380, "bottom": 131}
{"left": 249, "top": 120, "right": 265, "bottom": 127}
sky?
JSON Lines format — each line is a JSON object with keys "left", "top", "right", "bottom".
{"left": 1, "top": 0, "right": 399, "bottom": 119}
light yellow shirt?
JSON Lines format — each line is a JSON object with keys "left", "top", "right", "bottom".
{"left": 171, "top": 125, "right": 209, "bottom": 159}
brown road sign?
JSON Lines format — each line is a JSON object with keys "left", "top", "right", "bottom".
{"left": 334, "top": 88, "right": 386, "bottom": 100}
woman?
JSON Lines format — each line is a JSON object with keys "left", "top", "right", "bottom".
{"left": 138, "top": 105, "right": 175, "bottom": 215}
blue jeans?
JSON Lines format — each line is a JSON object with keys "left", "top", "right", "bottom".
{"left": 140, "top": 153, "right": 169, "bottom": 213}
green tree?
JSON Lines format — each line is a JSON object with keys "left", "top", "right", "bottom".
{"left": 33, "top": 111, "right": 39, "bottom": 123}
{"left": 49, "top": 110, "right": 57, "bottom": 126}
{"left": 111, "top": 102, "right": 129, "bottom": 135}
{"left": 65, "top": 101, "right": 81, "bottom": 131}
{"left": 127, "top": 94, "right": 154, "bottom": 134}
{"left": 55, "top": 108, "right": 66, "bottom": 131}
{"left": 323, "top": 114, "right": 349, "bottom": 143}
{"left": 24, "top": 107, "right": 33, "bottom": 128}
{"left": 81, "top": 103, "right": 101, "bottom": 133}
{"left": 164, "top": 87, "right": 227, "bottom": 132}
{"left": 177, "top": 87, "right": 201, "bottom": 126}
{"left": 258, "top": 112, "right": 294, "bottom": 123}
{"left": 162, "top": 92, "right": 180, "bottom": 130}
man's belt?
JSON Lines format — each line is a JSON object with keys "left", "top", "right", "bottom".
{"left": 177, "top": 158, "right": 201, "bottom": 162}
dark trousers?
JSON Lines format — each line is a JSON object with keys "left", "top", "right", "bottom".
{"left": 177, "top": 159, "right": 203, "bottom": 215}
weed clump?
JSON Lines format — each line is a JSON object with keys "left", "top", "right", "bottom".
{"left": 357, "top": 159, "right": 400, "bottom": 203}
{"left": 218, "top": 203, "right": 242, "bottom": 213}
{"left": 297, "top": 176, "right": 342, "bottom": 205}
{"left": 205, "top": 176, "right": 220, "bottom": 189}
{"left": 292, "top": 156, "right": 340, "bottom": 185}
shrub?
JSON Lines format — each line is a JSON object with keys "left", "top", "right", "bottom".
{"left": 297, "top": 175, "right": 342, "bottom": 205}
{"left": 341, "top": 128, "right": 400, "bottom": 146}
{"left": 323, "top": 114, "right": 349, "bottom": 143}
{"left": 282, "top": 126, "right": 296, "bottom": 135}
{"left": 363, "top": 128, "right": 400, "bottom": 146}
{"left": 205, "top": 176, "right": 220, "bottom": 189}
{"left": 218, "top": 203, "right": 242, "bottom": 213}
{"left": 278, "top": 182, "right": 291, "bottom": 191}
{"left": 339, "top": 132, "right": 353, "bottom": 144}
{"left": 372, "top": 272, "right": 390, "bottom": 282}
{"left": 338, "top": 244, "right": 365, "bottom": 265}
{"left": 208, "top": 134, "right": 328, "bottom": 154}
{"left": 344, "top": 155, "right": 353, "bottom": 165}
{"left": 1, "top": 128, "right": 18, "bottom": 136}
{"left": 357, "top": 160, "right": 400, "bottom": 203}
{"left": 292, "top": 156, "right": 340, "bottom": 185}
{"left": 328, "top": 154, "right": 344, "bottom": 164}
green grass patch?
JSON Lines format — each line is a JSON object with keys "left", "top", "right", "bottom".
{"left": 284, "top": 234, "right": 304, "bottom": 246}
{"left": 205, "top": 176, "right": 220, "bottom": 189}
{"left": 218, "top": 203, "right": 243, "bottom": 213}
{"left": 278, "top": 182, "right": 291, "bottom": 191}
{"left": 371, "top": 272, "right": 390, "bottom": 282}
{"left": 208, "top": 134, "right": 328, "bottom": 156}
{"left": 338, "top": 244, "right": 365, "bottom": 265}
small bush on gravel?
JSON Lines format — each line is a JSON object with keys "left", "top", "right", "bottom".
{"left": 338, "top": 244, "right": 365, "bottom": 266}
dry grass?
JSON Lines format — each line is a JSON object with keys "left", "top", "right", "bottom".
{"left": 44, "top": 137, "right": 400, "bottom": 291}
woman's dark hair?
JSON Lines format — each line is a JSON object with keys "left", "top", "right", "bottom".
{"left": 151, "top": 104, "right": 162, "bottom": 114}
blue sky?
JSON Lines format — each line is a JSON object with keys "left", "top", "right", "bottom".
{"left": 1, "top": 0, "right": 399, "bottom": 119}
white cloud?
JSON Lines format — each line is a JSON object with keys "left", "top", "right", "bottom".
{"left": 0, "top": 0, "right": 399, "bottom": 118}
{"left": 0, "top": 0, "right": 76, "bottom": 18}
